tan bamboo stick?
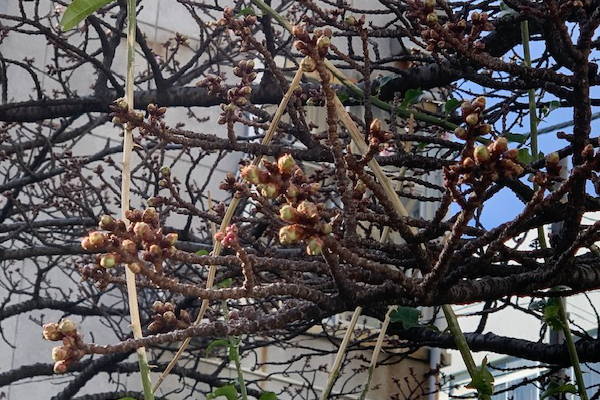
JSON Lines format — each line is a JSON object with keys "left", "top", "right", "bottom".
{"left": 153, "top": 67, "right": 305, "bottom": 391}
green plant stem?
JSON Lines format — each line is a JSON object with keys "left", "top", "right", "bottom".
{"left": 442, "top": 305, "right": 491, "bottom": 400}
{"left": 521, "top": 20, "right": 588, "bottom": 400}
{"left": 230, "top": 336, "right": 249, "bottom": 400}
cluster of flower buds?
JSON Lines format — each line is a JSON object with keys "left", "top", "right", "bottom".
{"left": 452, "top": 137, "right": 524, "bottom": 183}
{"left": 545, "top": 152, "right": 562, "bottom": 176}
{"left": 343, "top": 15, "right": 366, "bottom": 28}
{"left": 42, "top": 319, "right": 84, "bottom": 374}
{"left": 148, "top": 301, "right": 191, "bottom": 333}
{"left": 146, "top": 103, "right": 167, "bottom": 121}
{"left": 278, "top": 200, "right": 331, "bottom": 255}
{"left": 197, "top": 74, "right": 224, "bottom": 96}
{"left": 217, "top": 60, "right": 256, "bottom": 125}
{"left": 293, "top": 24, "right": 333, "bottom": 59}
{"left": 109, "top": 97, "right": 145, "bottom": 126}
{"left": 453, "top": 97, "right": 493, "bottom": 140}
{"left": 239, "top": 154, "right": 319, "bottom": 202}
{"left": 215, "top": 224, "right": 240, "bottom": 248}
{"left": 368, "top": 118, "right": 394, "bottom": 147}
{"left": 411, "top": 0, "right": 492, "bottom": 52}
{"left": 217, "top": 7, "right": 257, "bottom": 36}
{"left": 80, "top": 207, "right": 178, "bottom": 275}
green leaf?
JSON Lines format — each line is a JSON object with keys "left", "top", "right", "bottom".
{"left": 236, "top": 6, "right": 256, "bottom": 16}
{"left": 217, "top": 278, "right": 233, "bottom": 288}
{"left": 542, "top": 298, "right": 563, "bottom": 330}
{"left": 228, "top": 340, "right": 239, "bottom": 362}
{"left": 505, "top": 133, "right": 528, "bottom": 144}
{"left": 208, "top": 384, "right": 239, "bottom": 400}
{"left": 465, "top": 357, "right": 495, "bottom": 396}
{"left": 541, "top": 100, "right": 561, "bottom": 119}
{"left": 259, "top": 392, "right": 278, "bottom": 400}
{"left": 195, "top": 249, "right": 210, "bottom": 256}
{"left": 517, "top": 148, "right": 533, "bottom": 164}
{"left": 337, "top": 92, "right": 350, "bottom": 104}
{"left": 390, "top": 306, "right": 421, "bottom": 329}
{"left": 60, "top": 0, "right": 115, "bottom": 30}
{"left": 206, "top": 338, "right": 230, "bottom": 357}
{"left": 401, "top": 88, "right": 423, "bottom": 108}
{"left": 444, "top": 98, "right": 461, "bottom": 115}
{"left": 541, "top": 382, "right": 578, "bottom": 399}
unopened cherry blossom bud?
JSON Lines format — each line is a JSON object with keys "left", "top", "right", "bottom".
{"left": 369, "top": 118, "right": 382, "bottom": 134}
{"left": 142, "top": 207, "right": 158, "bottom": 224}
{"left": 316, "top": 35, "right": 331, "bottom": 51}
{"left": 241, "top": 165, "right": 262, "bottom": 185}
{"left": 160, "top": 166, "right": 171, "bottom": 177}
{"left": 280, "top": 205, "right": 299, "bottom": 223}
{"left": 474, "top": 145, "right": 490, "bottom": 164}
{"left": 128, "top": 263, "right": 142, "bottom": 274}
{"left": 121, "top": 239, "right": 137, "bottom": 254}
{"left": 546, "top": 152, "right": 560, "bottom": 164}
{"left": 42, "top": 323, "right": 62, "bottom": 341}
{"left": 306, "top": 236, "right": 324, "bottom": 256}
{"left": 504, "top": 149, "right": 518, "bottom": 160}
{"left": 277, "top": 154, "right": 296, "bottom": 174}
{"left": 426, "top": 13, "right": 438, "bottom": 24}
{"left": 465, "top": 113, "right": 479, "bottom": 126}
{"left": 424, "top": 0, "right": 436, "bottom": 8}
{"left": 260, "top": 183, "right": 279, "bottom": 199}
{"left": 491, "top": 137, "right": 508, "bottom": 155}
{"left": 463, "top": 157, "right": 475, "bottom": 168}
{"left": 297, "top": 201, "right": 319, "bottom": 219}
{"left": 88, "top": 231, "right": 105, "bottom": 248}
{"left": 149, "top": 244, "right": 162, "bottom": 257}
{"left": 133, "top": 222, "right": 152, "bottom": 240}
{"left": 165, "top": 233, "right": 178, "bottom": 246}
{"left": 279, "top": 225, "right": 303, "bottom": 245}
{"left": 286, "top": 184, "right": 300, "bottom": 199}
{"left": 58, "top": 319, "right": 77, "bottom": 334}
{"left": 99, "top": 215, "right": 115, "bottom": 230}
{"left": 301, "top": 56, "right": 316, "bottom": 72}
{"left": 53, "top": 360, "right": 68, "bottom": 374}
{"left": 163, "top": 311, "right": 177, "bottom": 325}
{"left": 472, "top": 96, "right": 486, "bottom": 109}
{"left": 52, "top": 346, "right": 69, "bottom": 362}
{"left": 100, "top": 254, "right": 117, "bottom": 269}
{"left": 321, "top": 223, "right": 333, "bottom": 235}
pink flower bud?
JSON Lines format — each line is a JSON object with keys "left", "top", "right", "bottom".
{"left": 52, "top": 346, "right": 69, "bottom": 362}
{"left": 53, "top": 360, "right": 69, "bottom": 374}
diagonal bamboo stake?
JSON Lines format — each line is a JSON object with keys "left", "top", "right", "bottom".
{"left": 153, "top": 67, "right": 305, "bottom": 392}
{"left": 359, "top": 305, "right": 396, "bottom": 400}
{"left": 122, "top": 0, "right": 154, "bottom": 398}
{"left": 320, "top": 306, "right": 362, "bottom": 400}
